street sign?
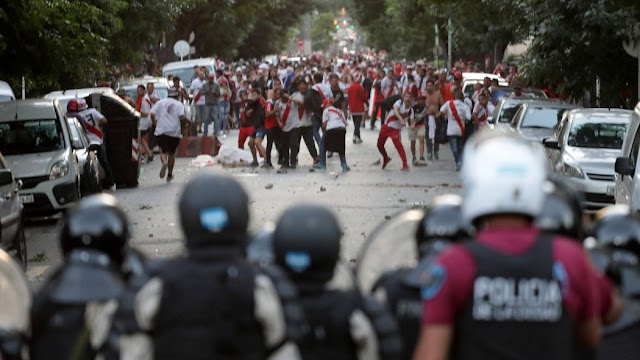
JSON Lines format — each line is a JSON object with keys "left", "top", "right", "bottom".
{"left": 297, "top": 38, "right": 304, "bottom": 53}
{"left": 173, "top": 40, "right": 190, "bottom": 61}
{"left": 188, "top": 32, "right": 195, "bottom": 44}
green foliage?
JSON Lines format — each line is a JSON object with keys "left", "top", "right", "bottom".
{"left": 311, "top": 12, "right": 338, "bottom": 51}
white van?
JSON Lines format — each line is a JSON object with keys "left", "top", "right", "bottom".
{"left": 0, "top": 99, "right": 81, "bottom": 216}
{"left": 614, "top": 101, "right": 640, "bottom": 213}
{"left": 162, "top": 58, "right": 216, "bottom": 92}
{"left": 0, "top": 81, "right": 16, "bottom": 102}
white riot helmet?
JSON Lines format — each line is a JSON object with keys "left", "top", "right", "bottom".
{"left": 460, "top": 131, "right": 547, "bottom": 225}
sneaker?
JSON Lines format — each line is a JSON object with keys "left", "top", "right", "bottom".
{"left": 147, "top": 155, "right": 154, "bottom": 163}
{"left": 420, "top": 157, "right": 425, "bottom": 161}
{"left": 401, "top": 166, "right": 410, "bottom": 171}
{"left": 412, "top": 159, "right": 419, "bottom": 166}
{"left": 427, "top": 153, "right": 433, "bottom": 160}
{"left": 456, "top": 162, "right": 462, "bottom": 172}
{"left": 353, "top": 137, "right": 357, "bottom": 144}
{"left": 342, "top": 164, "right": 351, "bottom": 172}
{"left": 290, "top": 164, "right": 297, "bottom": 169}
{"left": 167, "top": 174, "right": 174, "bottom": 182}
{"left": 434, "top": 152, "right": 439, "bottom": 160}
{"left": 356, "top": 137, "right": 363, "bottom": 144}
{"left": 382, "top": 157, "right": 391, "bottom": 170}
{"left": 159, "top": 162, "right": 168, "bottom": 179}
{"left": 277, "top": 167, "right": 288, "bottom": 174}
{"left": 314, "top": 163, "right": 326, "bottom": 170}
{"left": 261, "top": 163, "right": 273, "bottom": 169}
{"left": 109, "top": 184, "right": 116, "bottom": 191}
{"left": 250, "top": 161, "right": 259, "bottom": 167}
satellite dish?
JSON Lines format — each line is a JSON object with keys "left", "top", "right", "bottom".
{"left": 173, "top": 40, "right": 190, "bottom": 60}
{"left": 189, "top": 32, "right": 196, "bottom": 44}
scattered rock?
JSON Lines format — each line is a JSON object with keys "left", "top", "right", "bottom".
{"left": 398, "top": 198, "right": 407, "bottom": 203}
{"left": 384, "top": 215, "right": 391, "bottom": 220}
{"left": 265, "top": 183, "right": 274, "bottom": 190}
{"left": 148, "top": 234, "right": 154, "bottom": 238}
{"left": 320, "top": 186, "right": 327, "bottom": 192}
{"left": 372, "top": 159, "right": 381, "bottom": 166}
{"left": 309, "top": 168, "right": 315, "bottom": 173}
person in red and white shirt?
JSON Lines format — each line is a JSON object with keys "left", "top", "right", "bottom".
{"left": 381, "top": 70, "right": 398, "bottom": 99}
{"left": 377, "top": 92, "right": 412, "bottom": 171}
{"left": 136, "top": 85, "right": 154, "bottom": 163}
{"left": 316, "top": 99, "right": 350, "bottom": 172}
{"left": 347, "top": 79, "right": 367, "bottom": 144}
{"left": 403, "top": 75, "right": 419, "bottom": 102}
{"left": 77, "top": 98, "right": 116, "bottom": 190}
{"left": 190, "top": 71, "right": 206, "bottom": 133}
{"left": 264, "top": 88, "right": 284, "bottom": 168}
{"left": 437, "top": 90, "right": 471, "bottom": 171}
{"left": 472, "top": 91, "right": 495, "bottom": 130}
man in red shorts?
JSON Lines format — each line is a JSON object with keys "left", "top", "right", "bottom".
{"left": 237, "top": 90, "right": 254, "bottom": 149}
{"left": 377, "top": 92, "right": 411, "bottom": 171}
{"left": 413, "top": 132, "right": 618, "bottom": 360}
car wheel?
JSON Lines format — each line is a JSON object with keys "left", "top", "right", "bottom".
{"left": 12, "top": 226, "right": 27, "bottom": 271}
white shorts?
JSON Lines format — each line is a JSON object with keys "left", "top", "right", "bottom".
{"left": 408, "top": 126, "right": 426, "bottom": 141}
{"left": 428, "top": 116, "right": 436, "bottom": 139}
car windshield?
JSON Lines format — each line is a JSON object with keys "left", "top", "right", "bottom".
{"left": 0, "top": 119, "right": 65, "bottom": 155}
{"left": 567, "top": 116, "right": 628, "bottom": 149}
{"left": 521, "top": 107, "right": 567, "bottom": 129}
{"left": 498, "top": 103, "right": 522, "bottom": 123}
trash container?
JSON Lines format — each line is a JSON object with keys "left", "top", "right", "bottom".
{"left": 87, "top": 93, "right": 140, "bottom": 188}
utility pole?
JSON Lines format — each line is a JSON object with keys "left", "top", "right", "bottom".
{"left": 447, "top": 18, "right": 452, "bottom": 71}
{"left": 434, "top": 24, "right": 439, "bottom": 67}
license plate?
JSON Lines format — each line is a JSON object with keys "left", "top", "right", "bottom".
{"left": 19, "top": 194, "right": 34, "bottom": 204}
{"left": 606, "top": 186, "right": 615, "bottom": 196}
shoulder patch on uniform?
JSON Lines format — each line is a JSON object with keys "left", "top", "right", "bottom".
{"left": 552, "top": 261, "right": 569, "bottom": 297}
{"left": 200, "top": 207, "right": 228, "bottom": 233}
{"left": 420, "top": 264, "right": 446, "bottom": 300}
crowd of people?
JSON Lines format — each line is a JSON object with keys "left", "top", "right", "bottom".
{"left": 116, "top": 56, "right": 537, "bottom": 179}
{"left": 0, "top": 130, "right": 635, "bottom": 359}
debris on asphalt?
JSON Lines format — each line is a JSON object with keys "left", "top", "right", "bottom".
{"left": 265, "top": 184, "right": 274, "bottom": 189}
{"left": 384, "top": 215, "right": 391, "bottom": 220}
{"left": 138, "top": 204, "right": 153, "bottom": 210}
{"left": 372, "top": 159, "right": 381, "bottom": 165}
{"left": 309, "top": 168, "right": 315, "bottom": 172}
{"left": 189, "top": 154, "right": 216, "bottom": 167}
{"left": 329, "top": 172, "right": 338, "bottom": 179}
{"left": 398, "top": 198, "right": 407, "bottom": 203}
{"left": 320, "top": 186, "right": 326, "bottom": 192}
{"left": 149, "top": 234, "right": 154, "bottom": 238}
{"left": 277, "top": 168, "right": 287, "bottom": 174}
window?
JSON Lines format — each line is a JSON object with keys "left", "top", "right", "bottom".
{"left": 498, "top": 102, "right": 523, "bottom": 123}
{"left": 520, "top": 107, "right": 568, "bottom": 129}
{"left": 630, "top": 125, "right": 640, "bottom": 166}
{"left": 0, "top": 119, "right": 65, "bottom": 155}
{"left": 567, "top": 119, "right": 627, "bottom": 149}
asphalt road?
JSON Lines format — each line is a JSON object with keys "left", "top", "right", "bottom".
{"left": 24, "top": 125, "right": 463, "bottom": 283}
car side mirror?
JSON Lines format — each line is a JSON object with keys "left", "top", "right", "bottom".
{"left": 542, "top": 139, "right": 561, "bottom": 150}
{"left": 615, "top": 157, "right": 636, "bottom": 177}
{"left": 0, "top": 170, "right": 14, "bottom": 186}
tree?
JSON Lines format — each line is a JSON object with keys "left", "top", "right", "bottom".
{"left": 311, "top": 12, "right": 337, "bottom": 52}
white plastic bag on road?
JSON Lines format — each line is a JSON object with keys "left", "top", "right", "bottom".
{"left": 215, "top": 145, "right": 263, "bottom": 166}
{"left": 189, "top": 155, "right": 216, "bottom": 167}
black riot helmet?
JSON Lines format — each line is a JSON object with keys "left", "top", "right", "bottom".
{"left": 589, "top": 206, "right": 640, "bottom": 298}
{"left": 60, "top": 194, "right": 129, "bottom": 265}
{"left": 536, "top": 177, "right": 585, "bottom": 241}
{"left": 273, "top": 204, "right": 342, "bottom": 284}
{"left": 592, "top": 205, "right": 640, "bottom": 257}
{"left": 415, "top": 194, "right": 469, "bottom": 256}
{"left": 179, "top": 173, "right": 250, "bottom": 249}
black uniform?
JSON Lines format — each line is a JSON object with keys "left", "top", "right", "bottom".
{"left": 30, "top": 194, "right": 130, "bottom": 360}
{"left": 274, "top": 204, "right": 403, "bottom": 360}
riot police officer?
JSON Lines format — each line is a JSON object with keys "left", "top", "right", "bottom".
{"left": 273, "top": 203, "right": 403, "bottom": 360}
{"left": 414, "top": 131, "right": 613, "bottom": 360}
{"left": 590, "top": 206, "right": 640, "bottom": 359}
{"left": 536, "top": 177, "right": 585, "bottom": 241}
{"left": 0, "top": 249, "right": 31, "bottom": 360}
{"left": 30, "top": 194, "right": 129, "bottom": 360}
{"left": 131, "top": 173, "right": 301, "bottom": 360}
{"left": 372, "top": 194, "right": 469, "bottom": 358}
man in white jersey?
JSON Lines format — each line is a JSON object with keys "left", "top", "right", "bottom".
{"left": 190, "top": 71, "right": 206, "bottom": 133}
{"left": 77, "top": 98, "right": 116, "bottom": 191}
{"left": 376, "top": 92, "right": 411, "bottom": 171}
{"left": 151, "top": 98, "right": 189, "bottom": 182}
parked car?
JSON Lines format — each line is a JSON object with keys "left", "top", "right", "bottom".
{"left": 510, "top": 101, "right": 580, "bottom": 143}
{"left": 543, "top": 109, "right": 631, "bottom": 212}
{"left": 0, "top": 81, "right": 16, "bottom": 102}
{"left": 162, "top": 58, "right": 216, "bottom": 93}
{"left": 614, "top": 102, "right": 640, "bottom": 213}
{"left": 461, "top": 73, "right": 507, "bottom": 99}
{"left": 0, "top": 99, "right": 81, "bottom": 216}
{"left": 44, "top": 87, "right": 115, "bottom": 111}
{"left": 67, "top": 117, "right": 102, "bottom": 196}
{"left": 0, "top": 152, "right": 26, "bottom": 269}
{"left": 488, "top": 98, "right": 562, "bottom": 130}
